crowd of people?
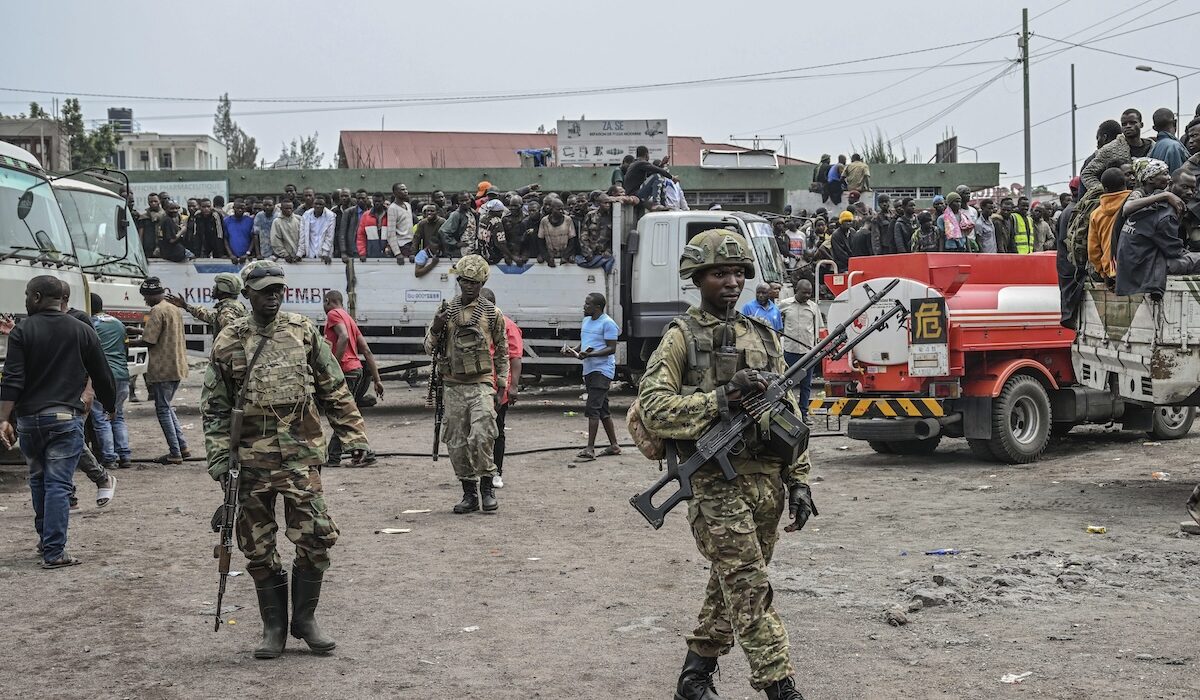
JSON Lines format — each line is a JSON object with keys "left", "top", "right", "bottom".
{"left": 129, "top": 146, "right": 697, "bottom": 278}
{"left": 784, "top": 105, "right": 1200, "bottom": 325}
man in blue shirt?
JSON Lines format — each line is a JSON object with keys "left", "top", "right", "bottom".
{"left": 1148, "top": 107, "right": 1191, "bottom": 174}
{"left": 223, "top": 198, "right": 255, "bottom": 263}
{"left": 562, "top": 292, "right": 621, "bottom": 461}
{"left": 741, "top": 283, "right": 783, "bottom": 331}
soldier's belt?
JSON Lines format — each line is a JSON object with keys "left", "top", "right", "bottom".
{"left": 809, "top": 397, "right": 944, "bottom": 418}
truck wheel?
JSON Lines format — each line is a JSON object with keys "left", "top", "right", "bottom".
{"left": 987, "top": 375, "right": 1051, "bottom": 464}
{"left": 1149, "top": 406, "right": 1196, "bottom": 440}
{"left": 887, "top": 437, "right": 942, "bottom": 455}
{"left": 967, "top": 439, "right": 997, "bottom": 462}
{"left": 868, "top": 441, "right": 894, "bottom": 454}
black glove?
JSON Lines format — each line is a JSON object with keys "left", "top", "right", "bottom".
{"left": 723, "top": 368, "right": 767, "bottom": 402}
{"left": 786, "top": 483, "right": 818, "bottom": 532}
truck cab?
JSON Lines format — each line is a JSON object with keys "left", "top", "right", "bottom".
{"left": 0, "top": 142, "right": 85, "bottom": 365}
{"left": 52, "top": 177, "right": 149, "bottom": 378}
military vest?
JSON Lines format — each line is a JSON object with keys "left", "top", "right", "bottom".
{"left": 445, "top": 297, "right": 498, "bottom": 377}
{"left": 230, "top": 313, "right": 316, "bottom": 410}
{"left": 670, "top": 312, "right": 780, "bottom": 395}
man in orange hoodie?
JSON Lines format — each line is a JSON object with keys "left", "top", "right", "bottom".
{"left": 1088, "top": 166, "right": 1132, "bottom": 284}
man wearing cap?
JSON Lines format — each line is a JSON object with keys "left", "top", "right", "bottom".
{"left": 202, "top": 260, "right": 370, "bottom": 659}
{"left": 638, "top": 229, "right": 814, "bottom": 700}
{"left": 425, "top": 255, "right": 509, "bottom": 514}
{"left": 166, "top": 273, "right": 248, "bottom": 340}
{"left": 127, "top": 277, "right": 190, "bottom": 464}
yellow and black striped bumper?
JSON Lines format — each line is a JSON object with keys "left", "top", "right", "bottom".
{"left": 809, "top": 398, "right": 945, "bottom": 418}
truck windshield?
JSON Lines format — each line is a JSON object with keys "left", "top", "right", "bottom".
{"left": 56, "top": 187, "right": 148, "bottom": 277}
{"left": 745, "top": 222, "right": 783, "bottom": 284}
{"left": 0, "top": 165, "right": 75, "bottom": 262}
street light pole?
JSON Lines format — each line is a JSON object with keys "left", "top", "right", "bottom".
{"left": 1136, "top": 64, "right": 1181, "bottom": 128}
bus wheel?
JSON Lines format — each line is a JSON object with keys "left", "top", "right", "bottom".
{"left": 987, "top": 375, "right": 1051, "bottom": 464}
{"left": 1149, "top": 406, "right": 1196, "bottom": 440}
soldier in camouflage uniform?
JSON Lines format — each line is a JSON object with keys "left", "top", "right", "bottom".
{"left": 425, "top": 254, "right": 509, "bottom": 514}
{"left": 167, "top": 272, "right": 248, "bottom": 339}
{"left": 639, "top": 230, "right": 816, "bottom": 700}
{"left": 202, "top": 260, "right": 370, "bottom": 659}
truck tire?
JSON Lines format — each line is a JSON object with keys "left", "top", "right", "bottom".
{"left": 1149, "top": 406, "right": 1196, "bottom": 440}
{"left": 868, "top": 441, "right": 894, "bottom": 454}
{"left": 987, "top": 375, "right": 1052, "bottom": 464}
{"left": 887, "top": 437, "right": 942, "bottom": 455}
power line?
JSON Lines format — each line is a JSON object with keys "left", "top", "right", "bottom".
{"left": 1036, "top": 34, "right": 1200, "bottom": 71}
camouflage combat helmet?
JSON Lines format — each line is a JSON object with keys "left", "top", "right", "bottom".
{"left": 678, "top": 228, "right": 756, "bottom": 280}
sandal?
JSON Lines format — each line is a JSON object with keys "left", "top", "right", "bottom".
{"left": 42, "top": 555, "right": 82, "bottom": 570}
{"left": 96, "top": 475, "right": 116, "bottom": 508}
{"left": 575, "top": 449, "right": 596, "bottom": 461}
{"left": 599, "top": 445, "right": 622, "bottom": 457}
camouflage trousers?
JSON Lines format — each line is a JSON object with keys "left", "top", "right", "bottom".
{"left": 686, "top": 468, "right": 793, "bottom": 690}
{"left": 442, "top": 382, "right": 497, "bottom": 482}
{"left": 237, "top": 464, "right": 338, "bottom": 582}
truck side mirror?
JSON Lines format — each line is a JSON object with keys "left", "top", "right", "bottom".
{"left": 117, "top": 206, "right": 129, "bottom": 240}
{"left": 17, "top": 190, "right": 33, "bottom": 220}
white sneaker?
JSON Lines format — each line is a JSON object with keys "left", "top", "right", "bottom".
{"left": 493, "top": 474, "right": 504, "bottom": 488}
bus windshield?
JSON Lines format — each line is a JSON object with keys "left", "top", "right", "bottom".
{"left": 56, "top": 186, "right": 148, "bottom": 277}
{"left": 0, "top": 165, "right": 75, "bottom": 262}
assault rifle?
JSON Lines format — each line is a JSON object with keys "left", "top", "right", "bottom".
{"left": 630, "top": 278, "right": 906, "bottom": 529}
{"left": 427, "top": 302, "right": 449, "bottom": 461}
{"left": 213, "top": 334, "right": 270, "bottom": 632}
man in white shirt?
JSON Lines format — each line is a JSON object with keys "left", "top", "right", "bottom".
{"left": 955, "top": 185, "right": 979, "bottom": 227}
{"left": 298, "top": 195, "right": 336, "bottom": 262}
{"left": 778, "top": 279, "right": 823, "bottom": 424}
{"left": 386, "top": 182, "right": 414, "bottom": 265}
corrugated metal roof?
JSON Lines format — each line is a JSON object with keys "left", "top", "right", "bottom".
{"left": 338, "top": 130, "right": 812, "bottom": 169}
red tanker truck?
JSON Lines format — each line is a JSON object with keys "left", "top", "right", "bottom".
{"left": 811, "top": 252, "right": 1198, "bottom": 463}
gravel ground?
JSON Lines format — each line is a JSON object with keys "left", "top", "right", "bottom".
{"left": 1, "top": 371, "right": 1199, "bottom": 699}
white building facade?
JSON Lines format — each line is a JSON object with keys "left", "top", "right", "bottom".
{"left": 114, "top": 133, "right": 226, "bottom": 171}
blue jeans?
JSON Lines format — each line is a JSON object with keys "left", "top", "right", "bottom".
{"left": 90, "top": 379, "right": 130, "bottom": 464}
{"left": 784, "top": 352, "right": 815, "bottom": 417}
{"left": 17, "top": 412, "right": 84, "bottom": 562}
{"left": 149, "top": 380, "right": 188, "bottom": 456}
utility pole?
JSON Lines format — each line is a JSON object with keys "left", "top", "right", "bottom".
{"left": 1021, "top": 7, "right": 1032, "bottom": 194}
{"left": 1070, "top": 63, "right": 1077, "bottom": 176}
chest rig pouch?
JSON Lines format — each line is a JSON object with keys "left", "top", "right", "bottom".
{"left": 449, "top": 298, "right": 494, "bottom": 376}
{"left": 240, "top": 316, "right": 316, "bottom": 408}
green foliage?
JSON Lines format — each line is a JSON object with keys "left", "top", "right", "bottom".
{"left": 59, "top": 98, "right": 120, "bottom": 169}
{"left": 278, "top": 132, "right": 324, "bottom": 169}
{"left": 213, "top": 93, "right": 259, "bottom": 169}
{"left": 851, "top": 127, "right": 911, "bottom": 164}
{"left": 28, "top": 102, "right": 50, "bottom": 119}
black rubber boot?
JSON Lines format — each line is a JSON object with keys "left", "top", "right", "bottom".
{"left": 674, "top": 650, "right": 722, "bottom": 700}
{"left": 479, "top": 475, "right": 499, "bottom": 513}
{"left": 453, "top": 480, "right": 479, "bottom": 514}
{"left": 253, "top": 571, "right": 288, "bottom": 659}
{"left": 290, "top": 567, "right": 336, "bottom": 653}
{"left": 763, "top": 677, "right": 805, "bottom": 700}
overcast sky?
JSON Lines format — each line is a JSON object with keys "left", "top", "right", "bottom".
{"left": 7, "top": 0, "right": 1196, "bottom": 189}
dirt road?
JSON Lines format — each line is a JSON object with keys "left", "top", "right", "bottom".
{"left": 2, "top": 374, "right": 1198, "bottom": 699}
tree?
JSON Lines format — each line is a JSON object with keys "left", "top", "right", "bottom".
{"left": 59, "top": 98, "right": 120, "bottom": 169}
{"left": 852, "top": 127, "right": 911, "bottom": 164}
{"left": 213, "top": 93, "right": 259, "bottom": 169}
{"left": 28, "top": 102, "right": 50, "bottom": 119}
{"left": 278, "top": 132, "right": 324, "bottom": 169}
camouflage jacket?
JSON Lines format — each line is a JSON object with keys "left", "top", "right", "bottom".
{"left": 638, "top": 307, "right": 810, "bottom": 482}
{"left": 463, "top": 211, "right": 506, "bottom": 262}
{"left": 187, "top": 297, "right": 248, "bottom": 339}
{"left": 202, "top": 311, "right": 368, "bottom": 478}
{"left": 580, "top": 209, "right": 613, "bottom": 258}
